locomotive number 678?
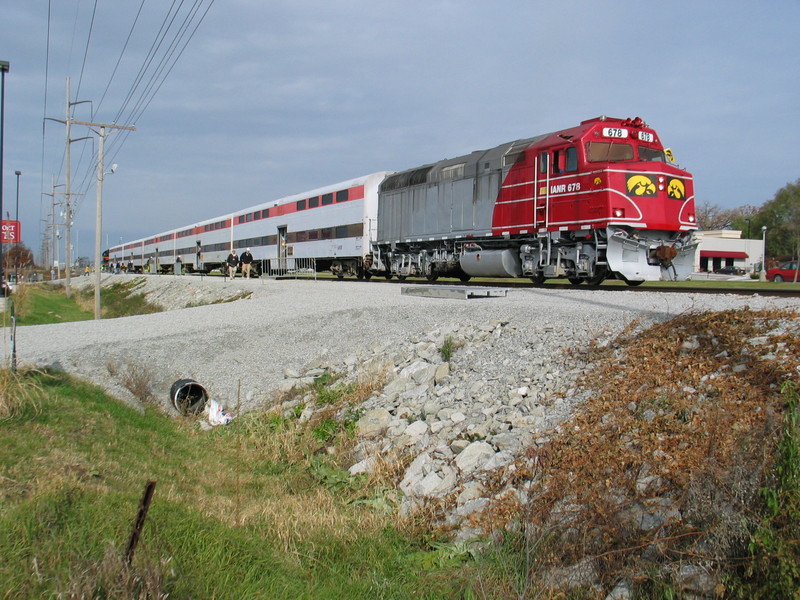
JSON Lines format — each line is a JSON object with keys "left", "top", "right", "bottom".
{"left": 369, "top": 115, "right": 697, "bottom": 285}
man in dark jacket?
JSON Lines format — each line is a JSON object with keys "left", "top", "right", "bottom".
{"left": 240, "top": 248, "right": 254, "bottom": 278}
{"left": 226, "top": 249, "right": 238, "bottom": 279}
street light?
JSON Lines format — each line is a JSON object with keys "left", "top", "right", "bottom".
{"left": 0, "top": 59, "right": 9, "bottom": 288}
{"left": 14, "top": 170, "right": 21, "bottom": 282}
{"left": 760, "top": 225, "right": 768, "bottom": 281}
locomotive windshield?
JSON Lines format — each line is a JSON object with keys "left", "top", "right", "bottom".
{"left": 586, "top": 141, "right": 634, "bottom": 162}
{"left": 638, "top": 146, "right": 666, "bottom": 162}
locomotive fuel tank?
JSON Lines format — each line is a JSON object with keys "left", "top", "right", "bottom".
{"left": 459, "top": 247, "right": 522, "bottom": 277}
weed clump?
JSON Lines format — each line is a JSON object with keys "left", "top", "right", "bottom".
{"left": 106, "top": 359, "right": 157, "bottom": 405}
{"left": 0, "top": 367, "right": 41, "bottom": 421}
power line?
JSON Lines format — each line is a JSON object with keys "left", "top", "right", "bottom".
{"left": 64, "top": 1, "right": 216, "bottom": 219}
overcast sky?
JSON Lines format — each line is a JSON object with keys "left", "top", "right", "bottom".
{"left": 1, "top": 1, "right": 798, "bottom": 262}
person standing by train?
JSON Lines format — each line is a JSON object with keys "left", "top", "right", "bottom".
{"left": 240, "top": 248, "right": 254, "bottom": 279}
{"left": 226, "top": 249, "right": 239, "bottom": 280}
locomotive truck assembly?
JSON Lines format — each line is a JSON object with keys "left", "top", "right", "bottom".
{"left": 108, "top": 116, "right": 697, "bottom": 285}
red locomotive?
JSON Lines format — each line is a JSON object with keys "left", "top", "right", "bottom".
{"left": 370, "top": 116, "right": 697, "bottom": 285}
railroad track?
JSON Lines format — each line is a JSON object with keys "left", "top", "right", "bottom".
{"left": 328, "top": 276, "right": 800, "bottom": 298}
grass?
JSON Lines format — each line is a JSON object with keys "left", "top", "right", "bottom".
{"left": 0, "top": 368, "right": 477, "bottom": 600}
{"left": 10, "top": 284, "right": 93, "bottom": 325}
{"left": 9, "top": 279, "right": 162, "bottom": 326}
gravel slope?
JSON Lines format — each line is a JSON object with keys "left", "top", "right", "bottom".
{"left": 5, "top": 274, "right": 795, "bottom": 413}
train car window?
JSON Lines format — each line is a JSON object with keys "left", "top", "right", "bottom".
{"left": 297, "top": 199, "right": 306, "bottom": 211}
{"left": 321, "top": 227, "right": 332, "bottom": 239}
{"left": 308, "top": 230, "right": 319, "bottom": 240}
{"left": 639, "top": 146, "right": 665, "bottom": 162}
{"left": 247, "top": 212, "right": 255, "bottom": 221}
{"left": 238, "top": 216, "right": 246, "bottom": 224}
{"left": 322, "top": 193, "right": 333, "bottom": 205}
{"left": 565, "top": 146, "right": 578, "bottom": 172}
{"left": 586, "top": 141, "right": 634, "bottom": 162}
{"left": 336, "top": 190, "right": 349, "bottom": 202}
{"left": 539, "top": 152, "right": 549, "bottom": 174}
{"left": 261, "top": 209, "right": 270, "bottom": 218}
{"left": 335, "top": 225, "right": 348, "bottom": 238}
{"left": 309, "top": 196, "right": 319, "bottom": 208}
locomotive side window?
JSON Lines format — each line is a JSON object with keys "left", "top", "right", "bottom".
{"left": 552, "top": 148, "right": 576, "bottom": 173}
{"left": 586, "top": 141, "right": 634, "bottom": 162}
{"left": 639, "top": 146, "right": 665, "bottom": 162}
{"left": 539, "top": 152, "right": 548, "bottom": 174}
{"left": 565, "top": 146, "right": 578, "bottom": 172}
{"left": 552, "top": 149, "right": 563, "bottom": 173}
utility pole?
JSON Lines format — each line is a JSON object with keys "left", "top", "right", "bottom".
{"left": 44, "top": 177, "right": 65, "bottom": 280}
{"left": 71, "top": 119, "right": 135, "bottom": 319}
{"left": 45, "top": 78, "right": 91, "bottom": 297}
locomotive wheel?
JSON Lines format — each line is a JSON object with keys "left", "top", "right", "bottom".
{"left": 426, "top": 267, "right": 439, "bottom": 282}
{"left": 585, "top": 267, "right": 608, "bottom": 286}
{"left": 530, "top": 274, "right": 545, "bottom": 286}
{"left": 364, "top": 271, "right": 373, "bottom": 280}
{"left": 567, "top": 277, "right": 585, "bottom": 285}
{"left": 356, "top": 268, "right": 364, "bottom": 280}
{"left": 623, "top": 278, "right": 645, "bottom": 287}
{"left": 459, "top": 274, "right": 471, "bottom": 282}
{"left": 397, "top": 274, "right": 407, "bottom": 281}
{"left": 384, "top": 271, "right": 392, "bottom": 280}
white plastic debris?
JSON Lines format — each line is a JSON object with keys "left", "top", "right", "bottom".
{"left": 205, "top": 399, "right": 235, "bottom": 426}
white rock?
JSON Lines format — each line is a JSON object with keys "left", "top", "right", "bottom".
{"left": 454, "top": 441, "right": 496, "bottom": 474}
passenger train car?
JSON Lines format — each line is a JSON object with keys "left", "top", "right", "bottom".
{"left": 108, "top": 116, "right": 696, "bottom": 285}
{"left": 108, "top": 172, "right": 390, "bottom": 277}
{"left": 369, "top": 116, "right": 697, "bottom": 285}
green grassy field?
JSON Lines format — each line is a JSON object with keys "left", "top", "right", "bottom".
{"left": 0, "top": 369, "right": 491, "bottom": 599}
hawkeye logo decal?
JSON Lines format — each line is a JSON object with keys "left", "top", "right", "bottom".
{"left": 667, "top": 178, "right": 685, "bottom": 199}
{"left": 626, "top": 174, "right": 657, "bottom": 197}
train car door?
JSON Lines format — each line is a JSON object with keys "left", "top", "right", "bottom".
{"left": 277, "top": 226, "right": 288, "bottom": 261}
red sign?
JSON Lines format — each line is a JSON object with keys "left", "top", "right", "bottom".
{"left": 1, "top": 220, "right": 20, "bottom": 243}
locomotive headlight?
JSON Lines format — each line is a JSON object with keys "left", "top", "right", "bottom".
{"left": 613, "top": 208, "right": 625, "bottom": 218}
{"left": 688, "top": 214, "right": 696, "bottom": 223}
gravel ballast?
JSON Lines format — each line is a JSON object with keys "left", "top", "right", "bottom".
{"left": 6, "top": 274, "right": 796, "bottom": 414}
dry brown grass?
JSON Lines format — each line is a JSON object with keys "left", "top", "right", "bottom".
{"left": 467, "top": 307, "right": 800, "bottom": 588}
{"left": 8, "top": 283, "right": 30, "bottom": 317}
{"left": 0, "top": 366, "right": 42, "bottom": 421}
{"left": 66, "top": 543, "right": 172, "bottom": 600}
{"left": 106, "top": 359, "right": 157, "bottom": 405}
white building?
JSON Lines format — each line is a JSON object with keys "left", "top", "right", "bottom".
{"left": 694, "top": 230, "right": 765, "bottom": 274}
